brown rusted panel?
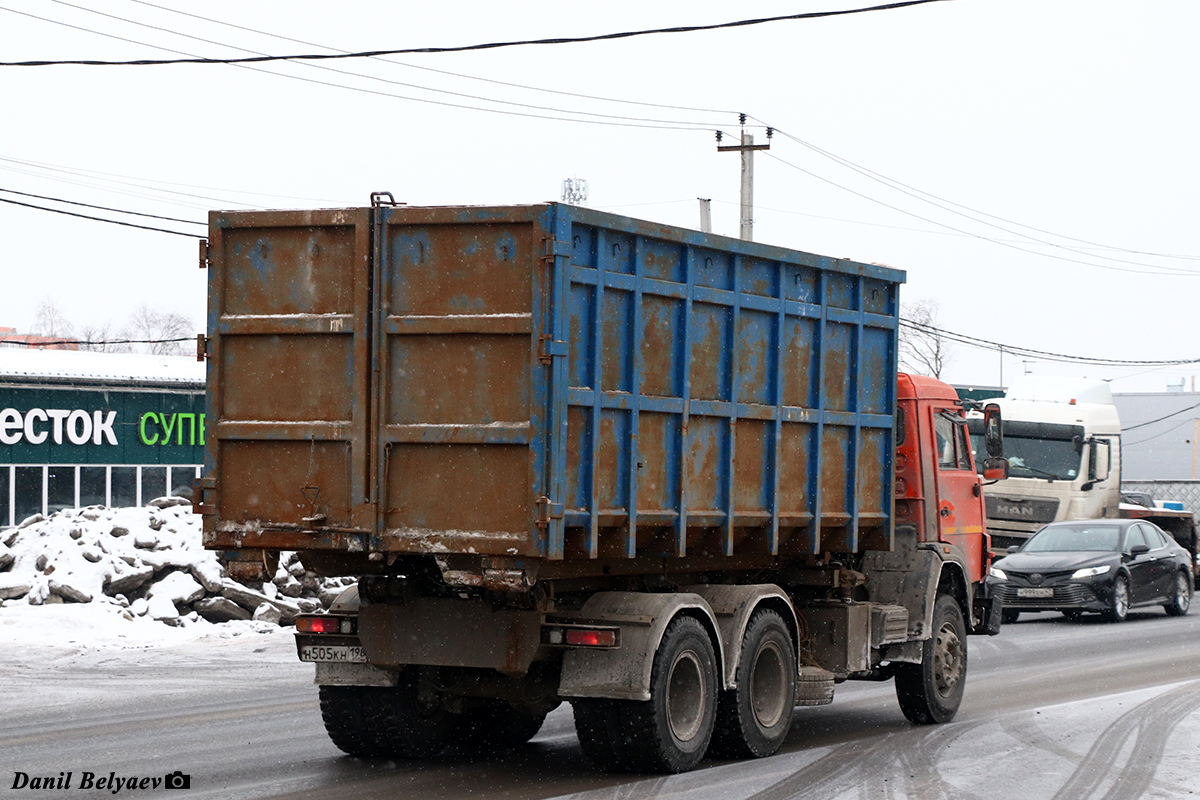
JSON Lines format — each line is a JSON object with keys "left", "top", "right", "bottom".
{"left": 601, "top": 290, "right": 633, "bottom": 392}
{"left": 219, "top": 223, "right": 357, "bottom": 316}
{"left": 636, "top": 412, "right": 677, "bottom": 513}
{"left": 222, "top": 335, "right": 353, "bottom": 422}
{"left": 387, "top": 334, "right": 530, "bottom": 425}
{"left": 639, "top": 295, "right": 682, "bottom": 398}
{"left": 820, "top": 426, "right": 849, "bottom": 521}
{"left": 778, "top": 423, "right": 813, "bottom": 519}
{"left": 596, "top": 409, "right": 628, "bottom": 511}
{"left": 685, "top": 416, "right": 725, "bottom": 514}
{"left": 384, "top": 443, "right": 531, "bottom": 542}
{"left": 822, "top": 322, "right": 853, "bottom": 412}
{"left": 782, "top": 316, "right": 816, "bottom": 408}
{"left": 218, "top": 440, "right": 352, "bottom": 527}
{"left": 385, "top": 223, "right": 533, "bottom": 316}
{"left": 733, "top": 419, "right": 770, "bottom": 514}
{"left": 736, "top": 309, "right": 774, "bottom": 406}
{"left": 689, "top": 303, "right": 731, "bottom": 401}
{"left": 565, "top": 406, "right": 588, "bottom": 512}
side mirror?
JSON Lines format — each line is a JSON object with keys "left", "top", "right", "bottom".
{"left": 983, "top": 457, "right": 1009, "bottom": 481}
{"left": 1128, "top": 543, "right": 1150, "bottom": 556}
{"left": 1091, "top": 440, "right": 1110, "bottom": 482}
{"left": 983, "top": 403, "right": 1003, "bottom": 458}
{"left": 1007, "top": 545, "right": 1020, "bottom": 554}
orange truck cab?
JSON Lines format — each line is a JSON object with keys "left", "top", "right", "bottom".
{"left": 895, "top": 373, "right": 1005, "bottom": 626}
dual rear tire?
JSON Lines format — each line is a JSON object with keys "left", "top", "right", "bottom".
{"left": 574, "top": 610, "right": 797, "bottom": 773}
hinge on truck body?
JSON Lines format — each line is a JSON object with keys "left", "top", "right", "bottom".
{"left": 198, "top": 239, "right": 209, "bottom": 269}
{"left": 536, "top": 495, "right": 564, "bottom": 528}
{"left": 537, "top": 334, "right": 568, "bottom": 365}
{"left": 196, "top": 333, "right": 207, "bottom": 362}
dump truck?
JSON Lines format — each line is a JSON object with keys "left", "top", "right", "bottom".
{"left": 194, "top": 200, "right": 1004, "bottom": 773}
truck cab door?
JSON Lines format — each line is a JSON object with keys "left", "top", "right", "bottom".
{"left": 932, "top": 409, "right": 986, "bottom": 581}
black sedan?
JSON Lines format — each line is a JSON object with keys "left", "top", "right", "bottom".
{"left": 988, "top": 519, "right": 1194, "bottom": 623}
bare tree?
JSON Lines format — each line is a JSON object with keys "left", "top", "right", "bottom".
{"left": 31, "top": 298, "right": 75, "bottom": 340}
{"left": 899, "top": 298, "right": 952, "bottom": 379}
{"left": 78, "top": 320, "right": 133, "bottom": 353}
{"left": 127, "top": 305, "right": 193, "bottom": 355}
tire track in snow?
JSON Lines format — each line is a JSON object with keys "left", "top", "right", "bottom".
{"left": 743, "top": 720, "right": 987, "bottom": 800}
{"left": 1051, "top": 680, "right": 1200, "bottom": 800}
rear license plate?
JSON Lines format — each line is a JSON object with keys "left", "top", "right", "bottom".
{"left": 1017, "top": 588, "right": 1054, "bottom": 598}
{"left": 300, "top": 645, "right": 367, "bottom": 663}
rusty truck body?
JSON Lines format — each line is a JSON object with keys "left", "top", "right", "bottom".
{"left": 196, "top": 201, "right": 1003, "bottom": 773}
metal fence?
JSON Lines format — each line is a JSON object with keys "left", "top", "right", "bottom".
{"left": 1122, "top": 480, "right": 1200, "bottom": 524}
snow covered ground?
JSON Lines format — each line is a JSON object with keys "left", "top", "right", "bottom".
{"left": 0, "top": 502, "right": 352, "bottom": 646}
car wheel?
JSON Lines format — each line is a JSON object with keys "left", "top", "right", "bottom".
{"left": 1001, "top": 608, "right": 1020, "bottom": 625}
{"left": 1103, "top": 576, "right": 1129, "bottom": 623}
{"left": 1164, "top": 571, "right": 1192, "bottom": 617}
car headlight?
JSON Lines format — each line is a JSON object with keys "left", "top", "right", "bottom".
{"left": 989, "top": 567, "right": 1007, "bottom": 580}
{"left": 1071, "top": 564, "right": 1112, "bottom": 579}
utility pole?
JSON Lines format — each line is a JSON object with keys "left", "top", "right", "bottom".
{"left": 698, "top": 198, "right": 712, "bottom": 233}
{"left": 717, "top": 115, "right": 770, "bottom": 241}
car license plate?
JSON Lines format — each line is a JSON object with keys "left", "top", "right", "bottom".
{"left": 1017, "top": 588, "right": 1054, "bottom": 598}
{"left": 300, "top": 645, "right": 367, "bottom": 663}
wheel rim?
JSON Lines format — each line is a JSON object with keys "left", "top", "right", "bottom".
{"left": 1114, "top": 579, "right": 1129, "bottom": 616}
{"left": 749, "top": 641, "right": 788, "bottom": 730}
{"left": 1177, "top": 574, "right": 1191, "bottom": 611}
{"left": 932, "top": 621, "right": 964, "bottom": 698}
{"left": 665, "top": 650, "right": 707, "bottom": 742}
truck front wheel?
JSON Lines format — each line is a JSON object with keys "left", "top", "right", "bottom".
{"left": 319, "top": 675, "right": 459, "bottom": 759}
{"left": 894, "top": 594, "right": 967, "bottom": 725}
{"left": 709, "top": 609, "right": 796, "bottom": 759}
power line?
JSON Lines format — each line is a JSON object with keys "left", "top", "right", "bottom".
{"left": 1124, "top": 416, "right": 1200, "bottom": 448}
{"left": 900, "top": 318, "right": 1200, "bottom": 368}
{"left": 0, "top": 194, "right": 203, "bottom": 237}
{"left": 1122, "top": 400, "right": 1200, "bottom": 433}
{"left": 40, "top": 0, "right": 729, "bottom": 129}
{"left": 0, "top": 1, "right": 950, "bottom": 66}
{"left": 1, "top": 336, "right": 193, "bottom": 347}
{"left": 124, "top": 0, "right": 738, "bottom": 119}
{"left": 764, "top": 150, "right": 1200, "bottom": 278}
{"left": 0, "top": 186, "right": 204, "bottom": 226}
{"left": 754, "top": 118, "right": 1200, "bottom": 266}
{"left": 1, "top": 4, "right": 726, "bottom": 132}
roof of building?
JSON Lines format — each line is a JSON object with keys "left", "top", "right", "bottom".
{"left": 0, "top": 348, "right": 205, "bottom": 388}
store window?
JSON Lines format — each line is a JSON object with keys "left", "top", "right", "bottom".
{"left": 0, "top": 468, "right": 10, "bottom": 527}
{"left": 170, "top": 466, "right": 198, "bottom": 499}
{"left": 112, "top": 467, "right": 137, "bottom": 508}
{"left": 47, "top": 466, "right": 75, "bottom": 515}
{"left": 80, "top": 467, "right": 107, "bottom": 507}
{"left": 141, "top": 467, "right": 167, "bottom": 503}
{"left": 15, "top": 467, "right": 42, "bottom": 522}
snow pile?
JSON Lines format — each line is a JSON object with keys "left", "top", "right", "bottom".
{"left": 0, "top": 500, "right": 355, "bottom": 630}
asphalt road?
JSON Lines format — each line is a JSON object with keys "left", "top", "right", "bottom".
{"left": 2, "top": 607, "right": 1198, "bottom": 800}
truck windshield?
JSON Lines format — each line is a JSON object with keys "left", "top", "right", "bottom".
{"left": 969, "top": 433, "right": 1081, "bottom": 481}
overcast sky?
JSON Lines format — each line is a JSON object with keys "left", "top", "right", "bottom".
{"left": 1, "top": 0, "right": 1197, "bottom": 393}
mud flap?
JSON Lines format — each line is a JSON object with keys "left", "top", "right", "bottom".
{"left": 971, "top": 595, "right": 1002, "bottom": 636}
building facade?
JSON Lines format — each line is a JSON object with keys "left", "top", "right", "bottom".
{"left": 0, "top": 349, "right": 204, "bottom": 526}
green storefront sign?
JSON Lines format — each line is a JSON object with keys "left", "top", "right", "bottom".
{"left": 0, "top": 385, "right": 205, "bottom": 465}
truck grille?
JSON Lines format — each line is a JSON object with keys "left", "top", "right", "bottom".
{"left": 986, "top": 495, "right": 1060, "bottom": 524}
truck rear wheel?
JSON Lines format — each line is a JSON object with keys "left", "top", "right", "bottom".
{"left": 710, "top": 609, "right": 796, "bottom": 759}
{"left": 319, "top": 676, "right": 459, "bottom": 759}
{"left": 894, "top": 594, "right": 967, "bottom": 725}
{"left": 573, "top": 615, "right": 718, "bottom": 773}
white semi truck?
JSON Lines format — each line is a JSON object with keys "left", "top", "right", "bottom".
{"left": 967, "top": 376, "right": 1197, "bottom": 558}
